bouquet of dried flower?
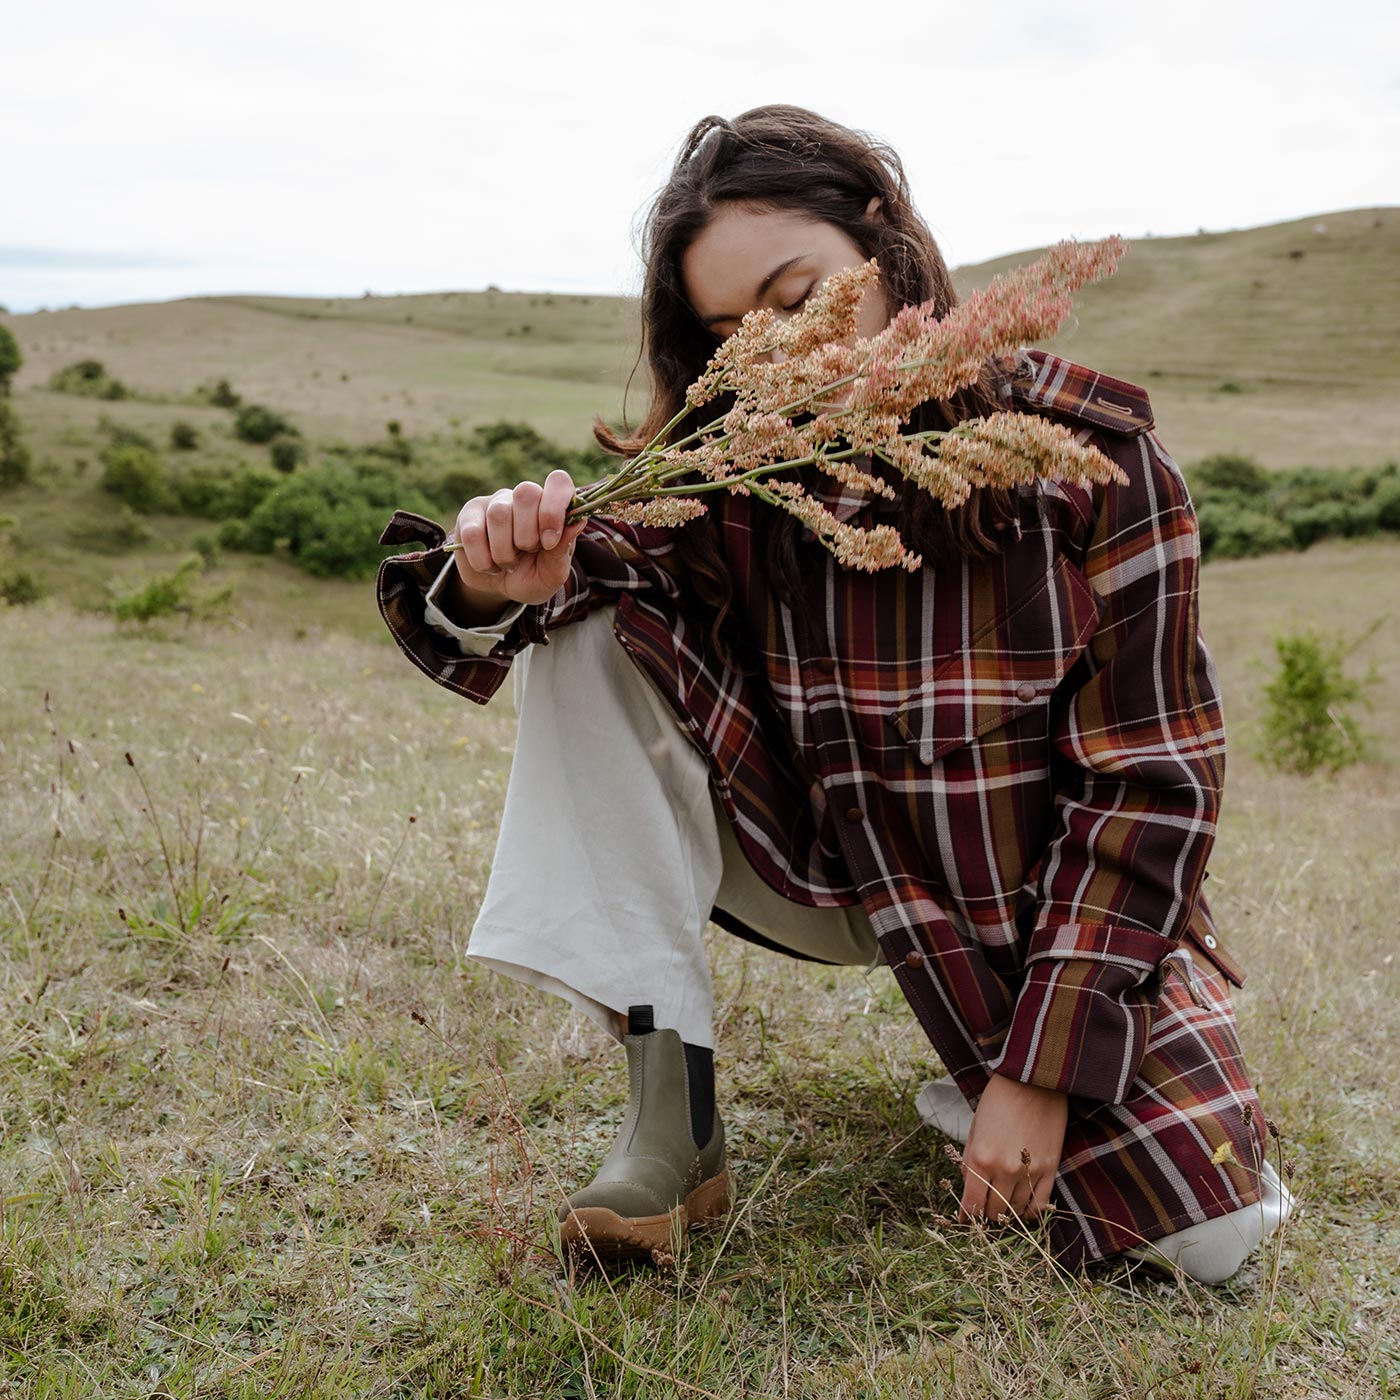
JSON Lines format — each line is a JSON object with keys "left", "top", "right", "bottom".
{"left": 566, "top": 236, "right": 1129, "bottom": 573}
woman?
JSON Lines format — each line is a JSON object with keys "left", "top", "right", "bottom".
{"left": 377, "top": 105, "right": 1293, "bottom": 1283}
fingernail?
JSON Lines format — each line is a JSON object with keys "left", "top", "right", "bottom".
{"left": 542, "top": 530, "right": 560, "bottom": 548}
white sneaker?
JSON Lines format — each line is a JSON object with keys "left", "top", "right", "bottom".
{"left": 914, "top": 1074, "right": 974, "bottom": 1144}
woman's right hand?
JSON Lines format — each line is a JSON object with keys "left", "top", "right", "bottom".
{"left": 448, "top": 468, "right": 588, "bottom": 611}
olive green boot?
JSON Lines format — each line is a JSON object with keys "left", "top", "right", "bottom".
{"left": 558, "top": 1011, "right": 729, "bottom": 1260}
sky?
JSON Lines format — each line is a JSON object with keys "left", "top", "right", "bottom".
{"left": 2, "top": 0, "right": 1397, "bottom": 313}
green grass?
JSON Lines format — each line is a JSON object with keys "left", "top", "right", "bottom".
{"left": 0, "top": 535, "right": 1397, "bottom": 1396}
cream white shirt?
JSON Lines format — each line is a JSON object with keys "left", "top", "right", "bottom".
{"left": 422, "top": 557, "right": 528, "bottom": 657}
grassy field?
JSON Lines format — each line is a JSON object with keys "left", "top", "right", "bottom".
{"left": 1, "top": 209, "right": 1398, "bottom": 1394}
{"left": 0, "top": 531, "right": 1396, "bottom": 1397}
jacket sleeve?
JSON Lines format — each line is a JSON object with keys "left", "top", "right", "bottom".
{"left": 986, "top": 427, "right": 1226, "bottom": 1105}
{"left": 375, "top": 508, "right": 685, "bottom": 706}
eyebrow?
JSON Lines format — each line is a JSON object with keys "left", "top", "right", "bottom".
{"left": 701, "top": 253, "right": 810, "bottom": 328}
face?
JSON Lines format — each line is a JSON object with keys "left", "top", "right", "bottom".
{"left": 680, "top": 199, "right": 891, "bottom": 355}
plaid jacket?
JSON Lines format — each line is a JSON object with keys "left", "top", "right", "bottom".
{"left": 376, "top": 350, "right": 1270, "bottom": 1270}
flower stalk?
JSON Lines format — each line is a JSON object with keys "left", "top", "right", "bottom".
{"left": 489, "top": 237, "right": 1136, "bottom": 573}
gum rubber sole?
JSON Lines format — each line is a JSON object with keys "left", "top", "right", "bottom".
{"left": 559, "top": 1168, "right": 732, "bottom": 1260}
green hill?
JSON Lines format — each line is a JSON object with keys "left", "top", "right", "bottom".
{"left": 1, "top": 206, "right": 1396, "bottom": 627}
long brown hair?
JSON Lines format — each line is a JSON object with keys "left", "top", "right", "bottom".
{"left": 593, "top": 104, "right": 1019, "bottom": 662}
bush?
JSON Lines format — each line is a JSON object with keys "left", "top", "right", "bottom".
{"left": 234, "top": 404, "right": 296, "bottom": 445}
{"left": 269, "top": 434, "right": 308, "bottom": 473}
{"left": 234, "top": 461, "right": 436, "bottom": 578}
{"left": 100, "top": 444, "right": 170, "bottom": 513}
{"left": 1188, "top": 453, "right": 1272, "bottom": 502}
{"left": 0, "top": 325, "right": 21, "bottom": 391}
{"left": 1374, "top": 479, "right": 1400, "bottom": 532}
{"left": 169, "top": 463, "right": 280, "bottom": 520}
{"left": 1, "top": 569, "right": 44, "bottom": 606}
{"left": 170, "top": 420, "right": 200, "bottom": 451}
{"left": 1196, "top": 501, "right": 1295, "bottom": 560}
{"left": 49, "top": 359, "right": 129, "bottom": 399}
{"left": 110, "top": 555, "right": 232, "bottom": 625}
{"left": 1259, "top": 623, "right": 1380, "bottom": 775}
{"left": 1284, "top": 499, "right": 1381, "bottom": 549}
{"left": 198, "top": 378, "right": 242, "bottom": 409}
{"left": 0, "top": 401, "right": 31, "bottom": 489}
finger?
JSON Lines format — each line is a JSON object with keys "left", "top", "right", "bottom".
{"left": 958, "top": 1162, "right": 989, "bottom": 1225}
{"left": 511, "top": 480, "right": 545, "bottom": 553}
{"left": 1006, "top": 1166, "right": 1035, "bottom": 1221}
{"left": 455, "top": 499, "right": 499, "bottom": 577}
{"left": 1028, "top": 1172, "right": 1056, "bottom": 1220}
{"left": 537, "top": 520, "right": 585, "bottom": 592}
{"left": 484, "top": 489, "right": 519, "bottom": 570}
{"left": 983, "top": 1174, "right": 1016, "bottom": 1225}
{"left": 538, "top": 469, "right": 576, "bottom": 549}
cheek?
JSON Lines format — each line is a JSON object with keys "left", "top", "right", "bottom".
{"left": 856, "top": 281, "right": 895, "bottom": 338}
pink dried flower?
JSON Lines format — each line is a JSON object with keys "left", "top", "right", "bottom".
{"left": 572, "top": 235, "right": 1133, "bottom": 572}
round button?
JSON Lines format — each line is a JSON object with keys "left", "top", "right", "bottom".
{"left": 845, "top": 806, "right": 864, "bottom": 823}
{"left": 815, "top": 657, "right": 837, "bottom": 674}
{"left": 1203, "top": 933, "right": 1218, "bottom": 950}
{"left": 904, "top": 950, "right": 925, "bottom": 969}
{"left": 1016, "top": 682, "right": 1037, "bottom": 703}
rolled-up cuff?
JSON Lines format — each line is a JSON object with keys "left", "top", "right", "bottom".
{"left": 987, "top": 951, "right": 1158, "bottom": 1104}
{"left": 423, "top": 557, "right": 528, "bottom": 656}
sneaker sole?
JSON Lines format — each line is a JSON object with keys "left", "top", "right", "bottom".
{"left": 559, "top": 1168, "right": 732, "bottom": 1260}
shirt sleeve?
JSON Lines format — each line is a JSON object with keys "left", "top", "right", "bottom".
{"left": 376, "top": 513, "right": 687, "bottom": 706}
{"left": 422, "top": 557, "right": 529, "bottom": 656}
{"left": 986, "top": 427, "right": 1226, "bottom": 1105}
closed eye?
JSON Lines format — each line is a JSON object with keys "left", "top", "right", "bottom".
{"left": 782, "top": 285, "right": 815, "bottom": 313}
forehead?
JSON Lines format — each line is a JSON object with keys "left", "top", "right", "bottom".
{"left": 681, "top": 204, "right": 830, "bottom": 320}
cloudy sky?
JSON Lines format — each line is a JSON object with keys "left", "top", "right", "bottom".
{"left": 3, "top": 0, "right": 1397, "bottom": 312}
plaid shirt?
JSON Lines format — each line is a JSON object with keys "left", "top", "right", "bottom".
{"left": 377, "top": 350, "right": 1270, "bottom": 1269}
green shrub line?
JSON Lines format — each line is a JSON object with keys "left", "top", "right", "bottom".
{"left": 56, "top": 392, "right": 1400, "bottom": 581}
{"left": 48, "top": 358, "right": 130, "bottom": 400}
{"left": 1185, "top": 453, "right": 1400, "bottom": 562}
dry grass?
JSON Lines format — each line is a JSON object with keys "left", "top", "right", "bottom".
{"left": 1, "top": 535, "right": 1397, "bottom": 1396}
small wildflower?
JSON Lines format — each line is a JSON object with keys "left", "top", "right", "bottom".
{"left": 942, "top": 1142, "right": 964, "bottom": 1165}
{"left": 1211, "top": 1141, "right": 1238, "bottom": 1167}
{"left": 1266, "top": 1118, "right": 1281, "bottom": 1140}
{"left": 1242, "top": 1101, "right": 1254, "bottom": 1127}
{"left": 1020, "top": 1147, "right": 1032, "bottom": 1168}
{"left": 1283, "top": 1158, "right": 1296, "bottom": 1179}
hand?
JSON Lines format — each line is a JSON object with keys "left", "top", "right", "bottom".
{"left": 957, "top": 1073, "right": 1068, "bottom": 1226}
{"left": 449, "top": 469, "right": 587, "bottom": 610}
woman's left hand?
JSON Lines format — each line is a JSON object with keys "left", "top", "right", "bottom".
{"left": 957, "top": 1073, "right": 1068, "bottom": 1225}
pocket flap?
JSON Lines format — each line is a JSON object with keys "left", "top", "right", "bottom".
{"left": 889, "top": 555, "right": 1101, "bottom": 764}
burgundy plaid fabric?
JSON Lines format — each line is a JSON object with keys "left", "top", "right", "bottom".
{"left": 376, "top": 350, "right": 1270, "bottom": 1270}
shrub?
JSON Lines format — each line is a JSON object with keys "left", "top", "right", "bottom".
{"left": 269, "top": 434, "right": 307, "bottom": 473}
{"left": 110, "top": 556, "right": 232, "bottom": 625}
{"left": 234, "top": 404, "right": 296, "bottom": 445}
{"left": 1284, "top": 499, "right": 1381, "bottom": 549}
{"left": 170, "top": 420, "right": 200, "bottom": 451}
{"left": 1188, "top": 453, "right": 1272, "bottom": 503}
{"left": 169, "top": 463, "right": 280, "bottom": 520}
{"left": 1196, "top": 501, "right": 1295, "bottom": 560}
{"left": 100, "top": 444, "right": 169, "bottom": 513}
{"left": 234, "top": 461, "right": 436, "bottom": 578}
{"left": 1374, "top": 479, "right": 1400, "bottom": 532}
{"left": 49, "top": 359, "right": 129, "bottom": 399}
{"left": 1, "top": 569, "right": 44, "bottom": 606}
{"left": 1259, "top": 623, "right": 1381, "bottom": 775}
{"left": 0, "top": 401, "right": 31, "bottom": 489}
{"left": 198, "top": 378, "right": 242, "bottom": 409}
{"left": 0, "top": 325, "right": 21, "bottom": 391}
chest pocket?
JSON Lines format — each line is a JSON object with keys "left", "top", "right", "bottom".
{"left": 888, "top": 554, "right": 1102, "bottom": 764}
